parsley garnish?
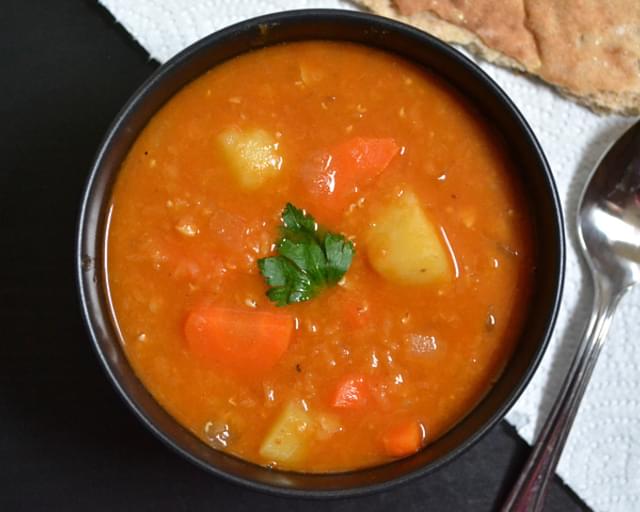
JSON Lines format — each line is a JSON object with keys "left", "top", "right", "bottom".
{"left": 258, "top": 204, "right": 355, "bottom": 306}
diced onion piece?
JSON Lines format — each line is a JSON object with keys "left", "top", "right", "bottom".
{"left": 316, "top": 413, "right": 342, "bottom": 440}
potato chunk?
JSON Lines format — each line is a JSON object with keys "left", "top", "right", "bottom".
{"left": 259, "top": 401, "right": 313, "bottom": 465}
{"left": 366, "top": 190, "right": 451, "bottom": 285}
{"left": 218, "top": 128, "right": 283, "bottom": 189}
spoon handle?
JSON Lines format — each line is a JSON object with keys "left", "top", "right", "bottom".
{"left": 501, "top": 275, "right": 623, "bottom": 512}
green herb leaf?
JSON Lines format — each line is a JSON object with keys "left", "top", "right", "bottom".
{"left": 324, "top": 233, "right": 354, "bottom": 284}
{"left": 281, "top": 203, "right": 317, "bottom": 237}
{"left": 258, "top": 204, "right": 355, "bottom": 306}
{"left": 278, "top": 239, "right": 327, "bottom": 286}
{"left": 258, "top": 256, "right": 315, "bottom": 307}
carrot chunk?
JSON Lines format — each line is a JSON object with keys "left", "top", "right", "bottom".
{"left": 331, "top": 374, "right": 369, "bottom": 408}
{"left": 382, "top": 421, "right": 425, "bottom": 457}
{"left": 184, "top": 305, "right": 294, "bottom": 376}
{"left": 332, "top": 137, "right": 399, "bottom": 188}
{"left": 299, "top": 137, "right": 400, "bottom": 221}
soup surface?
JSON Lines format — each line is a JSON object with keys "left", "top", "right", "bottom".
{"left": 107, "top": 41, "right": 535, "bottom": 472}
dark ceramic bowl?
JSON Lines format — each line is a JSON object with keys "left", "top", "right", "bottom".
{"left": 76, "top": 9, "right": 564, "bottom": 498}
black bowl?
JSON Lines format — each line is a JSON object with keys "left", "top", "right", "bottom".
{"left": 76, "top": 9, "right": 564, "bottom": 498}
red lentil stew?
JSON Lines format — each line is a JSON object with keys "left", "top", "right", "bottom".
{"left": 106, "top": 41, "right": 535, "bottom": 472}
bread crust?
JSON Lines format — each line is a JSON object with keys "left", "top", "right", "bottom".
{"left": 358, "top": 0, "right": 640, "bottom": 115}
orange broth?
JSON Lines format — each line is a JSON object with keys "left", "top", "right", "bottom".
{"left": 106, "top": 41, "right": 535, "bottom": 472}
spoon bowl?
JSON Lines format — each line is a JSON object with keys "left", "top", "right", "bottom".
{"left": 579, "top": 121, "right": 640, "bottom": 290}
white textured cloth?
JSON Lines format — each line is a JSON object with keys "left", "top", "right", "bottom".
{"left": 99, "top": 1, "right": 640, "bottom": 510}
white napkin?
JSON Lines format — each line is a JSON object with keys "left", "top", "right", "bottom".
{"left": 99, "top": 1, "right": 640, "bottom": 510}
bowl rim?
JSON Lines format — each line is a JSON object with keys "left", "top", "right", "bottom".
{"left": 76, "top": 8, "right": 565, "bottom": 499}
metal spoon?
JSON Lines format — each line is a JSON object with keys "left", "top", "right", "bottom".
{"left": 502, "top": 120, "right": 640, "bottom": 512}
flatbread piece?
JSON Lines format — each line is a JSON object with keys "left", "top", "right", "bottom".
{"left": 358, "top": 0, "right": 640, "bottom": 115}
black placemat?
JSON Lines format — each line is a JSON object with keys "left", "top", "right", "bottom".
{"left": 0, "top": 1, "right": 588, "bottom": 510}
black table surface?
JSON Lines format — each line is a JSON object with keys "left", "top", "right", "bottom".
{"left": 0, "top": 1, "right": 588, "bottom": 510}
